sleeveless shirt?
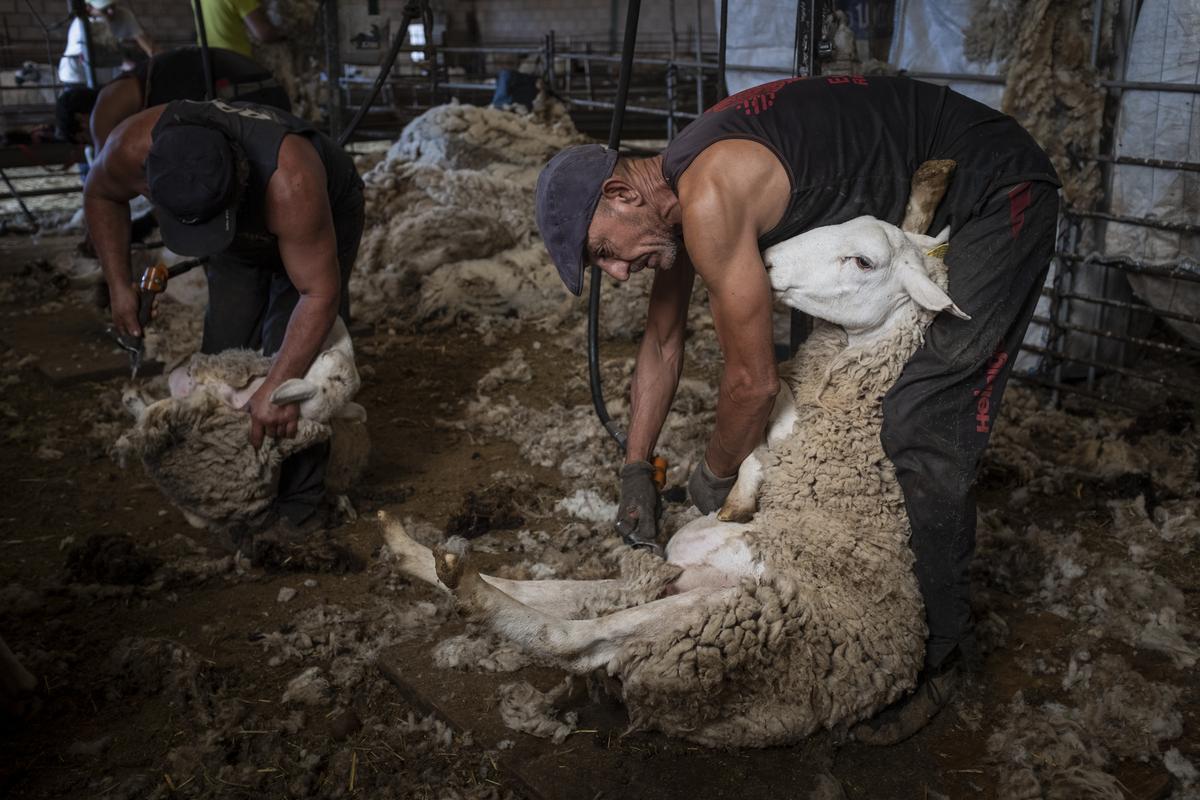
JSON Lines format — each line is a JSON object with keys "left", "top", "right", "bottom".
{"left": 150, "top": 99, "right": 361, "bottom": 258}
{"left": 661, "top": 76, "right": 1060, "bottom": 250}
{"left": 142, "top": 48, "right": 291, "bottom": 111}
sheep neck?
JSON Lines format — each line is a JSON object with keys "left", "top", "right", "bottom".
{"left": 819, "top": 301, "right": 931, "bottom": 405}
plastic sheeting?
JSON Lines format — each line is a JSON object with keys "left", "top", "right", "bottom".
{"left": 719, "top": 0, "right": 797, "bottom": 96}
{"left": 886, "top": 0, "right": 1004, "bottom": 108}
{"left": 1104, "top": 0, "right": 1200, "bottom": 347}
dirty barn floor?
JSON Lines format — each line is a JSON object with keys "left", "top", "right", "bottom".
{"left": 0, "top": 232, "right": 1196, "bottom": 800}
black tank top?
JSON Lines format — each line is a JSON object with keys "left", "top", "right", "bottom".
{"left": 661, "top": 76, "right": 1060, "bottom": 250}
{"left": 150, "top": 99, "right": 361, "bottom": 257}
{"left": 113, "top": 48, "right": 291, "bottom": 112}
{"left": 142, "top": 48, "right": 291, "bottom": 111}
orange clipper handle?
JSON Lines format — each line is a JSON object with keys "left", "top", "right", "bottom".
{"left": 140, "top": 263, "right": 169, "bottom": 294}
{"left": 651, "top": 456, "right": 668, "bottom": 492}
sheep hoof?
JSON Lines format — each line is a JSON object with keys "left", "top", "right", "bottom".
{"left": 717, "top": 504, "right": 755, "bottom": 523}
{"left": 433, "top": 547, "right": 467, "bottom": 590}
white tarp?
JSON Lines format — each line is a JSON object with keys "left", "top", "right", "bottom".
{"left": 718, "top": 0, "right": 798, "bottom": 96}
{"left": 886, "top": 0, "right": 1004, "bottom": 108}
{"left": 1104, "top": 0, "right": 1200, "bottom": 347}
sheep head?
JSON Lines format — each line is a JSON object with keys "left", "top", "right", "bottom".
{"left": 268, "top": 349, "right": 362, "bottom": 422}
{"left": 763, "top": 216, "right": 968, "bottom": 336}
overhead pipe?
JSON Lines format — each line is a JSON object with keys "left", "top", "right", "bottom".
{"left": 336, "top": 0, "right": 427, "bottom": 148}
{"left": 716, "top": 0, "right": 728, "bottom": 99}
{"left": 324, "top": 0, "right": 344, "bottom": 140}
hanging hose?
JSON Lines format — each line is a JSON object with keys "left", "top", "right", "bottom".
{"left": 336, "top": 0, "right": 428, "bottom": 148}
{"left": 717, "top": 0, "right": 728, "bottom": 98}
{"left": 586, "top": 0, "right": 641, "bottom": 451}
{"left": 191, "top": 0, "right": 214, "bottom": 100}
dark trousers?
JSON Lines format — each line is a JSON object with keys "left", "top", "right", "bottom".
{"left": 201, "top": 187, "right": 365, "bottom": 524}
{"left": 880, "top": 180, "right": 1059, "bottom": 670}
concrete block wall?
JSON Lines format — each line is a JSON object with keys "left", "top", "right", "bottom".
{"left": 442, "top": 0, "right": 717, "bottom": 46}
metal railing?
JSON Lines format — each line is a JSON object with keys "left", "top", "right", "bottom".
{"left": 4, "top": 6, "right": 1198, "bottom": 416}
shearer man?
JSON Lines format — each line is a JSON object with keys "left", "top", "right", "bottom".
{"left": 85, "top": 98, "right": 364, "bottom": 547}
{"left": 89, "top": 46, "right": 291, "bottom": 152}
{"left": 534, "top": 75, "right": 1059, "bottom": 744}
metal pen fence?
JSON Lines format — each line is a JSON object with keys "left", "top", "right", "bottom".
{"left": 3, "top": 3, "right": 1196, "bottom": 415}
{"left": 523, "top": 7, "right": 1200, "bottom": 413}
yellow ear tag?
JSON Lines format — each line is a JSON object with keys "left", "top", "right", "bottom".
{"left": 925, "top": 242, "right": 950, "bottom": 260}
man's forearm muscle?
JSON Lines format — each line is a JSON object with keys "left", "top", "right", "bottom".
{"left": 625, "top": 254, "right": 694, "bottom": 463}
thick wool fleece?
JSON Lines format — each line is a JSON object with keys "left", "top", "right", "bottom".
{"left": 185, "top": 349, "right": 270, "bottom": 389}
{"left": 589, "top": 261, "right": 950, "bottom": 747}
{"left": 115, "top": 389, "right": 330, "bottom": 530}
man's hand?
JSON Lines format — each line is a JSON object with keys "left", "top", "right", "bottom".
{"left": 246, "top": 384, "right": 300, "bottom": 449}
{"left": 688, "top": 460, "right": 737, "bottom": 514}
{"left": 614, "top": 461, "right": 661, "bottom": 548}
{"left": 109, "top": 281, "right": 142, "bottom": 338}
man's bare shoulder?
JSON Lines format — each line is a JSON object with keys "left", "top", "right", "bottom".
{"left": 269, "top": 135, "right": 327, "bottom": 204}
{"left": 267, "top": 135, "right": 331, "bottom": 239}
{"left": 89, "top": 105, "right": 164, "bottom": 197}
{"left": 676, "top": 139, "right": 790, "bottom": 236}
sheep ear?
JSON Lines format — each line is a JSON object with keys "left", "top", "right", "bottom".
{"left": 333, "top": 401, "right": 368, "bottom": 422}
{"left": 270, "top": 379, "right": 318, "bottom": 406}
{"left": 900, "top": 267, "right": 971, "bottom": 320}
{"left": 901, "top": 226, "right": 951, "bottom": 252}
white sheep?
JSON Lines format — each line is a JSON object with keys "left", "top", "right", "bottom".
{"left": 379, "top": 215, "right": 962, "bottom": 747}
{"left": 115, "top": 318, "right": 368, "bottom": 531}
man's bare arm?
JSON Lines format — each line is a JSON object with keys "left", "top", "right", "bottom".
{"left": 246, "top": 135, "right": 340, "bottom": 446}
{"left": 134, "top": 31, "right": 159, "bottom": 57}
{"left": 84, "top": 112, "right": 153, "bottom": 337}
{"left": 702, "top": 251, "right": 778, "bottom": 477}
{"left": 90, "top": 79, "right": 142, "bottom": 152}
{"left": 244, "top": 7, "right": 286, "bottom": 43}
{"left": 625, "top": 251, "right": 694, "bottom": 463}
{"left": 678, "top": 140, "right": 790, "bottom": 477}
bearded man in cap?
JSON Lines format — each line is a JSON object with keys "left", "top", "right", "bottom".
{"left": 86, "top": 99, "right": 363, "bottom": 537}
{"left": 535, "top": 75, "right": 1060, "bottom": 743}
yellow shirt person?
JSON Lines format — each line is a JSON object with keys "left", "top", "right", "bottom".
{"left": 198, "top": 0, "right": 283, "bottom": 58}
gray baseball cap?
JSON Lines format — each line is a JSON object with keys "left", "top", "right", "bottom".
{"left": 535, "top": 144, "right": 619, "bottom": 296}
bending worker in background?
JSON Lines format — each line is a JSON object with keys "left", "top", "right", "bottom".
{"left": 535, "top": 75, "right": 1059, "bottom": 744}
{"left": 85, "top": 99, "right": 364, "bottom": 545}
{"left": 199, "top": 0, "right": 285, "bottom": 58}
{"left": 89, "top": 46, "right": 291, "bottom": 151}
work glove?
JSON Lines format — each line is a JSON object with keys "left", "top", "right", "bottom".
{"left": 688, "top": 460, "right": 737, "bottom": 515}
{"left": 614, "top": 460, "right": 661, "bottom": 551}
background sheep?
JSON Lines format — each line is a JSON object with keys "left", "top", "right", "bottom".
{"left": 381, "top": 215, "right": 961, "bottom": 747}
{"left": 115, "top": 319, "right": 368, "bottom": 532}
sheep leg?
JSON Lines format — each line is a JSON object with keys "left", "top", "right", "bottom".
{"left": 718, "top": 454, "right": 764, "bottom": 523}
{"left": 378, "top": 511, "right": 627, "bottom": 616}
{"left": 438, "top": 554, "right": 735, "bottom": 672}
{"left": 378, "top": 511, "right": 447, "bottom": 591}
{"left": 121, "top": 388, "right": 148, "bottom": 420}
{"left": 901, "top": 159, "right": 956, "bottom": 235}
{"left": 719, "top": 382, "right": 797, "bottom": 522}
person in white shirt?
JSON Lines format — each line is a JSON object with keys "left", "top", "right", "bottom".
{"left": 58, "top": 0, "right": 158, "bottom": 86}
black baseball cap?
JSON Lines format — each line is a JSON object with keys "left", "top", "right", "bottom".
{"left": 145, "top": 125, "right": 240, "bottom": 258}
{"left": 535, "top": 143, "right": 619, "bottom": 295}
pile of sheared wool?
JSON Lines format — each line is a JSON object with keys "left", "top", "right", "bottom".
{"left": 961, "top": 0, "right": 1114, "bottom": 208}
{"left": 255, "top": 0, "right": 324, "bottom": 120}
{"left": 390, "top": 97, "right": 587, "bottom": 170}
{"left": 350, "top": 100, "right": 600, "bottom": 331}
{"left": 973, "top": 387, "right": 1199, "bottom": 794}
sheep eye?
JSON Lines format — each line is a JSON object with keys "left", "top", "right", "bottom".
{"left": 850, "top": 255, "right": 874, "bottom": 271}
